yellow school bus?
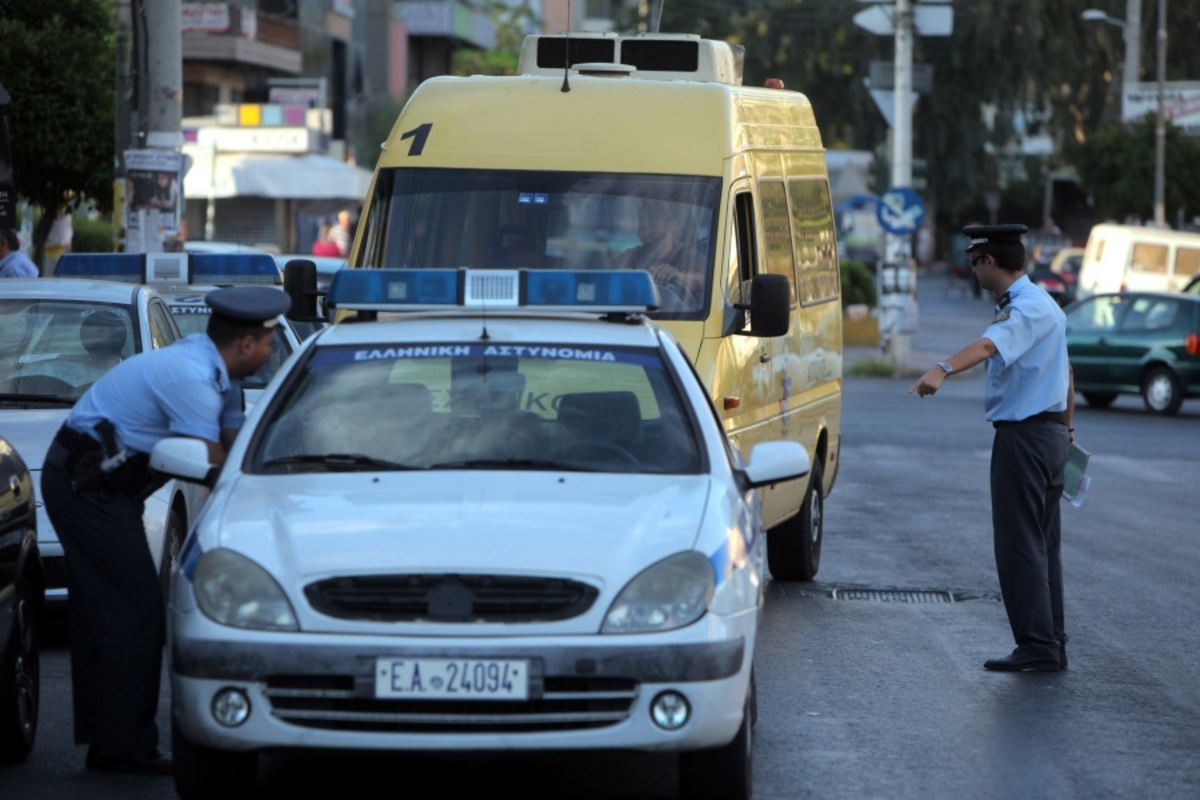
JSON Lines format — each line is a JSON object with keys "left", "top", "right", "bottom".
{"left": 348, "top": 33, "right": 842, "bottom": 580}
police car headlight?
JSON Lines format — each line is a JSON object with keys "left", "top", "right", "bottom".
{"left": 193, "top": 549, "right": 299, "bottom": 631}
{"left": 602, "top": 552, "right": 714, "bottom": 634}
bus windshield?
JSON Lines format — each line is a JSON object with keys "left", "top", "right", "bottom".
{"left": 359, "top": 168, "right": 721, "bottom": 318}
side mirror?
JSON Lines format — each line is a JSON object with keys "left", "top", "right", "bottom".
{"left": 150, "top": 437, "right": 218, "bottom": 488}
{"left": 283, "top": 259, "right": 324, "bottom": 323}
{"left": 739, "top": 441, "right": 810, "bottom": 490}
{"left": 733, "top": 273, "right": 790, "bottom": 338}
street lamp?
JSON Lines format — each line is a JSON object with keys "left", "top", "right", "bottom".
{"left": 1082, "top": 2, "right": 1166, "bottom": 228}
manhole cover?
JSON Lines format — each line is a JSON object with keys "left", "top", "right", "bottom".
{"left": 830, "top": 588, "right": 955, "bottom": 603}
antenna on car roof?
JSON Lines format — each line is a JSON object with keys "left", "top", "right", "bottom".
{"left": 560, "top": 0, "right": 572, "bottom": 93}
{"left": 650, "top": 0, "right": 665, "bottom": 33}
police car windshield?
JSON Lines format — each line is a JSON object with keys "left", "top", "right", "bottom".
{"left": 363, "top": 168, "right": 720, "bottom": 319}
{"left": 0, "top": 299, "right": 136, "bottom": 402}
{"left": 251, "top": 342, "right": 703, "bottom": 475}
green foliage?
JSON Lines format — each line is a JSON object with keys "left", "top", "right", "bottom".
{"left": 453, "top": 1, "right": 540, "bottom": 77}
{"left": 354, "top": 95, "right": 409, "bottom": 171}
{"left": 0, "top": 0, "right": 115, "bottom": 260}
{"left": 1075, "top": 116, "right": 1200, "bottom": 224}
{"left": 840, "top": 259, "right": 877, "bottom": 308}
{"left": 848, "top": 357, "right": 897, "bottom": 378}
{"left": 72, "top": 216, "right": 114, "bottom": 253}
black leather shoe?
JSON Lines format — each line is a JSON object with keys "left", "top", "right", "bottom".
{"left": 86, "top": 750, "right": 174, "bottom": 776}
{"left": 983, "top": 653, "right": 1061, "bottom": 673}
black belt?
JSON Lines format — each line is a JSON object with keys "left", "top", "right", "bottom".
{"left": 993, "top": 410, "right": 1067, "bottom": 429}
{"left": 49, "top": 425, "right": 103, "bottom": 473}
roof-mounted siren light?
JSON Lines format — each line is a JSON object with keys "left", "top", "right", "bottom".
{"left": 764, "top": 78, "right": 785, "bottom": 89}
{"left": 518, "top": 34, "right": 743, "bottom": 85}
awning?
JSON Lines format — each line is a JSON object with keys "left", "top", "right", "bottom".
{"left": 182, "top": 148, "right": 373, "bottom": 201}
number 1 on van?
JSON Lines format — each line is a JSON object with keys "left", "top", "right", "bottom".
{"left": 400, "top": 123, "right": 432, "bottom": 157}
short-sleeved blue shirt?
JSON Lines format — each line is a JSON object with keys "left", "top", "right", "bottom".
{"left": 68, "top": 334, "right": 244, "bottom": 454}
{"left": 981, "top": 275, "right": 1070, "bottom": 422}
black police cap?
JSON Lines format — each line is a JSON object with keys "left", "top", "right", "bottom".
{"left": 964, "top": 224, "right": 1028, "bottom": 252}
{"left": 205, "top": 286, "right": 291, "bottom": 328}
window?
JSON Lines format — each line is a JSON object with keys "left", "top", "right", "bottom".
{"left": 1067, "top": 296, "right": 1123, "bottom": 333}
{"left": 1122, "top": 298, "right": 1178, "bottom": 332}
{"left": 758, "top": 180, "right": 796, "bottom": 303}
{"left": 1175, "top": 247, "right": 1200, "bottom": 278}
{"left": 1130, "top": 243, "right": 1167, "bottom": 274}
{"left": 787, "top": 179, "right": 839, "bottom": 304}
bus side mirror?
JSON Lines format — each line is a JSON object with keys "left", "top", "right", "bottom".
{"left": 283, "top": 259, "right": 323, "bottom": 322}
{"left": 734, "top": 273, "right": 790, "bottom": 337}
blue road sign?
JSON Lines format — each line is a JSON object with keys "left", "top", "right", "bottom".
{"left": 877, "top": 187, "right": 926, "bottom": 235}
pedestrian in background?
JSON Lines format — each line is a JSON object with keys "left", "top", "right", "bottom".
{"left": 328, "top": 208, "right": 353, "bottom": 256}
{"left": 40, "top": 286, "right": 290, "bottom": 775}
{"left": 0, "top": 228, "right": 38, "bottom": 277}
{"left": 909, "top": 223, "right": 1076, "bottom": 673}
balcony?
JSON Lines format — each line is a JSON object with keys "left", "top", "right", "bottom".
{"left": 182, "top": 3, "right": 302, "bottom": 74}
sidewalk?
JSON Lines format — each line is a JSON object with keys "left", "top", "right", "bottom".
{"left": 845, "top": 263, "right": 994, "bottom": 378}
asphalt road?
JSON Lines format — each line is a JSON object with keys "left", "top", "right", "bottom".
{"left": 6, "top": 270, "right": 1198, "bottom": 799}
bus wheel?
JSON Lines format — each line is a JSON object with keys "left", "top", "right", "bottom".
{"left": 766, "top": 458, "right": 823, "bottom": 581}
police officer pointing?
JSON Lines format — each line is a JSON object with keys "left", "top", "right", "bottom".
{"left": 909, "top": 224, "right": 1076, "bottom": 673}
{"left": 41, "top": 286, "right": 290, "bottom": 774}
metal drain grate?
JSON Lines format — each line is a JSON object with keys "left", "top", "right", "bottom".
{"left": 831, "top": 588, "right": 956, "bottom": 604}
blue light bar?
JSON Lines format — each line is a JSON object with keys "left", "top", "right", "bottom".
{"left": 327, "top": 268, "right": 659, "bottom": 314}
{"left": 54, "top": 253, "right": 145, "bottom": 283}
{"left": 54, "top": 252, "right": 281, "bottom": 286}
{"left": 328, "top": 269, "right": 463, "bottom": 310}
{"left": 191, "top": 253, "right": 282, "bottom": 285}
{"left": 524, "top": 270, "right": 659, "bottom": 311}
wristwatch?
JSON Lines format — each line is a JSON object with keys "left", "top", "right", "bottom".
{"left": 936, "top": 361, "right": 954, "bottom": 376}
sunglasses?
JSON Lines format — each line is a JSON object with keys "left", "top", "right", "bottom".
{"left": 970, "top": 254, "right": 986, "bottom": 266}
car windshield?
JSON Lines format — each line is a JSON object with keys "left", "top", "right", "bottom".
{"left": 0, "top": 299, "right": 136, "bottom": 402}
{"left": 251, "top": 341, "right": 703, "bottom": 475}
{"left": 360, "top": 168, "right": 721, "bottom": 318}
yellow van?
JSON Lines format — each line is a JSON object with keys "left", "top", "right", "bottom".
{"left": 1077, "top": 223, "right": 1200, "bottom": 299}
{"left": 347, "top": 33, "right": 842, "bottom": 580}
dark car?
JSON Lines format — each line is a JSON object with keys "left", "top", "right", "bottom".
{"left": 1066, "top": 292, "right": 1200, "bottom": 415}
{"left": 0, "top": 435, "right": 42, "bottom": 763}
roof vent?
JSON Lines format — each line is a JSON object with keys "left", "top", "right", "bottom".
{"left": 519, "top": 33, "right": 744, "bottom": 86}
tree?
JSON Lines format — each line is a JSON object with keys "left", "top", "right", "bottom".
{"left": 453, "top": 2, "right": 541, "bottom": 77}
{"left": 0, "top": 0, "right": 115, "bottom": 270}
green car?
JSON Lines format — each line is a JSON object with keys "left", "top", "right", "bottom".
{"left": 1066, "top": 292, "right": 1200, "bottom": 415}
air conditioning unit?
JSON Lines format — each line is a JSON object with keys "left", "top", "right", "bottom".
{"left": 517, "top": 33, "right": 744, "bottom": 86}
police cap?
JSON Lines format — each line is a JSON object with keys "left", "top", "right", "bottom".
{"left": 964, "top": 224, "right": 1028, "bottom": 252}
{"left": 205, "top": 286, "right": 291, "bottom": 328}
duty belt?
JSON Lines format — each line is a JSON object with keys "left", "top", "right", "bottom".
{"left": 992, "top": 410, "right": 1067, "bottom": 429}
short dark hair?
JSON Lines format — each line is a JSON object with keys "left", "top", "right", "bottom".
{"left": 206, "top": 314, "right": 274, "bottom": 347}
{"left": 2, "top": 229, "right": 19, "bottom": 250}
{"left": 978, "top": 241, "right": 1025, "bottom": 272}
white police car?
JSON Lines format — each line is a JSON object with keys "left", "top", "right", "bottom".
{"left": 0, "top": 277, "right": 201, "bottom": 603}
{"left": 151, "top": 268, "right": 808, "bottom": 800}
{"left": 56, "top": 252, "right": 314, "bottom": 409}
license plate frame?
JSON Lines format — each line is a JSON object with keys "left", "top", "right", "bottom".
{"left": 375, "top": 657, "right": 530, "bottom": 701}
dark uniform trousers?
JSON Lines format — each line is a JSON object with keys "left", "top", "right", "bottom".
{"left": 990, "top": 420, "right": 1070, "bottom": 662}
{"left": 41, "top": 439, "right": 165, "bottom": 758}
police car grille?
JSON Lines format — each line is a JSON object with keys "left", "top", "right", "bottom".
{"left": 263, "top": 675, "right": 637, "bottom": 733}
{"left": 304, "top": 574, "right": 599, "bottom": 622}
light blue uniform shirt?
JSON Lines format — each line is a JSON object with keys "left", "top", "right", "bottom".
{"left": 0, "top": 250, "right": 39, "bottom": 278}
{"left": 68, "top": 334, "right": 244, "bottom": 454}
{"left": 981, "top": 275, "right": 1070, "bottom": 422}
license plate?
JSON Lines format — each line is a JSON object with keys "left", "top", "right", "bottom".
{"left": 375, "top": 657, "right": 529, "bottom": 701}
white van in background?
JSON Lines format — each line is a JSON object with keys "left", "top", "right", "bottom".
{"left": 1076, "top": 223, "right": 1200, "bottom": 299}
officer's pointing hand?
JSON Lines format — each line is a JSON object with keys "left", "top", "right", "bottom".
{"left": 908, "top": 369, "right": 944, "bottom": 398}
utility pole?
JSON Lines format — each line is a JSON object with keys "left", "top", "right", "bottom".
{"left": 1153, "top": 0, "right": 1167, "bottom": 228}
{"left": 881, "top": 0, "right": 916, "bottom": 370}
{"left": 123, "top": 0, "right": 183, "bottom": 253}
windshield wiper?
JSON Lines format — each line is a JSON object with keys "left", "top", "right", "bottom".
{"left": 425, "top": 458, "right": 596, "bottom": 472}
{"left": 261, "top": 453, "right": 417, "bottom": 472}
{"left": 0, "top": 392, "right": 76, "bottom": 406}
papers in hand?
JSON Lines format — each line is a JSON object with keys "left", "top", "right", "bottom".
{"left": 1063, "top": 442, "right": 1090, "bottom": 508}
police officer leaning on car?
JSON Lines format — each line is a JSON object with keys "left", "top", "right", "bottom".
{"left": 40, "top": 286, "right": 290, "bottom": 776}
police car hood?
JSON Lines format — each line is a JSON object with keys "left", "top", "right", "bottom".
{"left": 215, "top": 471, "right": 712, "bottom": 592}
{"left": 0, "top": 408, "right": 71, "bottom": 469}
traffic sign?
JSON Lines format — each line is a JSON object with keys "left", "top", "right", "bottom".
{"left": 853, "top": 4, "right": 953, "bottom": 37}
{"left": 877, "top": 187, "right": 925, "bottom": 235}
